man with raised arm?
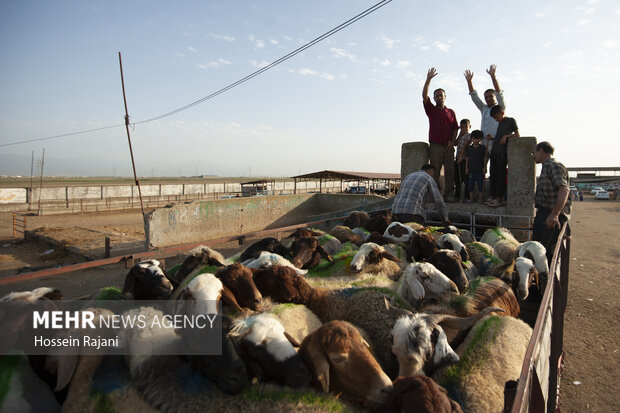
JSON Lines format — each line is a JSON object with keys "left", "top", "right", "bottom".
{"left": 464, "top": 64, "right": 505, "bottom": 158}
{"left": 422, "top": 68, "right": 459, "bottom": 202}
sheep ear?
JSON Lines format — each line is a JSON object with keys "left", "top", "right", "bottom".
{"left": 379, "top": 251, "right": 401, "bottom": 263}
{"left": 304, "top": 333, "right": 330, "bottom": 392}
{"left": 316, "top": 245, "right": 334, "bottom": 263}
{"left": 384, "top": 297, "right": 414, "bottom": 318}
{"left": 284, "top": 331, "right": 301, "bottom": 348}
{"left": 53, "top": 353, "right": 80, "bottom": 392}
{"left": 432, "top": 327, "right": 459, "bottom": 367}
{"left": 405, "top": 275, "right": 425, "bottom": 301}
{"left": 220, "top": 285, "right": 244, "bottom": 312}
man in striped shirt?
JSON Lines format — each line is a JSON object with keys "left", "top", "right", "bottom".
{"left": 533, "top": 141, "right": 571, "bottom": 264}
{"left": 392, "top": 164, "right": 451, "bottom": 226}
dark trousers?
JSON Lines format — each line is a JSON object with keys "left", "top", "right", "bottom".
{"left": 453, "top": 160, "right": 468, "bottom": 199}
{"left": 533, "top": 207, "right": 569, "bottom": 265}
{"left": 489, "top": 153, "right": 507, "bottom": 199}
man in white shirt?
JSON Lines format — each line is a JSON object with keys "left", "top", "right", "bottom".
{"left": 464, "top": 64, "right": 505, "bottom": 155}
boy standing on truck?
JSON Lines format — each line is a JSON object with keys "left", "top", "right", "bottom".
{"left": 459, "top": 130, "right": 487, "bottom": 203}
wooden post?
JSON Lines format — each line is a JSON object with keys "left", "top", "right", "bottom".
{"left": 105, "top": 236, "right": 111, "bottom": 258}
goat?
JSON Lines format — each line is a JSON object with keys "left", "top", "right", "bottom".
{"left": 379, "top": 375, "right": 463, "bottom": 413}
{"left": 299, "top": 320, "right": 393, "bottom": 407}
{"left": 121, "top": 259, "right": 174, "bottom": 300}
{"left": 229, "top": 313, "right": 311, "bottom": 388}
{"left": 214, "top": 264, "right": 262, "bottom": 311}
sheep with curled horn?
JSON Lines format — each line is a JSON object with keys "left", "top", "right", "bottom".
{"left": 388, "top": 304, "right": 505, "bottom": 377}
{"left": 432, "top": 314, "right": 533, "bottom": 413}
{"left": 300, "top": 320, "right": 393, "bottom": 408}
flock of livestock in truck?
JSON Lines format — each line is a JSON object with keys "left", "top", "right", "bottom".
{"left": 1, "top": 210, "right": 548, "bottom": 412}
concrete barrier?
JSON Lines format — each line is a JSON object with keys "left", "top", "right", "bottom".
{"left": 145, "top": 193, "right": 385, "bottom": 248}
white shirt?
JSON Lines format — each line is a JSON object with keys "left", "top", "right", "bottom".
{"left": 469, "top": 90, "right": 505, "bottom": 152}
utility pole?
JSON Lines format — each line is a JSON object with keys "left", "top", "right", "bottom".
{"left": 28, "top": 151, "right": 34, "bottom": 211}
{"left": 37, "top": 148, "right": 45, "bottom": 215}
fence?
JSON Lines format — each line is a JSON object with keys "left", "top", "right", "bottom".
{"left": 12, "top": 213, "right": 27, "bottom": 238}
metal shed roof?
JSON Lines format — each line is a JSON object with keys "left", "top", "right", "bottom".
{"left": 291, "top": 170, "right": 400, "bottom": 181}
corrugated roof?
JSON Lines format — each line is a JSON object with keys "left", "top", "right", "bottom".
{"left": 291, "top": 170, "right": 400, "bottom": 180}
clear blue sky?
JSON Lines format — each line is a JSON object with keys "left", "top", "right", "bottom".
{"left": 1, "top": 0, "right": 618, "bottom": 177}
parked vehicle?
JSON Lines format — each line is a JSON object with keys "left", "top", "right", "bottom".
{"left": 595, "top": 190, "right": 610, "bottom": 200}
{"left": 590, "top": 186, "right": 604, "bottom": 195}
{"left": 345, "top": 186, "right": 367, "bottom": 194}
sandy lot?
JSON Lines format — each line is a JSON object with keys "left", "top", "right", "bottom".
{"left": 0, "top": 197, "right": 618, "bottom": 411}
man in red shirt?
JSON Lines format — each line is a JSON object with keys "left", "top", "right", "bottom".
{"left": 422, "top": 67, "right": 459, "bottom": 202}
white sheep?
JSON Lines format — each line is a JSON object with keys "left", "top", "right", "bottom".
{"left": 437, "top": 233, "right": 469, "bottom": 263}
{"left": 395, "top": 262, "right": 459, "bottom": 308}
{"left": 432, "top": 315, "right": 532, "bottom": 413}
{"left": 516, "top": 240, "right": 549, "bottom": 276}
{"left": 243, "top": 251, "right": 308, "bottom": 276}
{"left": 383, "top": 222, "right": 417, "bottom": 243}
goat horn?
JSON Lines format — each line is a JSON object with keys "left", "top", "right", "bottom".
{"left": 429, "top": 307, "right": 505, "bottom": 330}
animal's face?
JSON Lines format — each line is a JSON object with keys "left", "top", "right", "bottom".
{"left": 217, "top": 264, "right": 262, "bottom": 310}
{"left": 290, "top": 238, "right": 318, "bottom": 268}
{"left": 391, "top": 315, "right": 459, "bottom": 377}
{"left": 404, "top": 262, "right": 459, "bottom": 300}
{"left": 514, "top": 257, "right": 539, "bottom": 301}
{"left": 124, "top": 260, "right": 174, "bottom": 299}
{"left": 253, "top": 267, "right": 302, "bottom": 304}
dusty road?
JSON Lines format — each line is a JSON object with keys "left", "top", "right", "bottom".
{"left": 0, "top": 198, "right": 618, "bottom": 411}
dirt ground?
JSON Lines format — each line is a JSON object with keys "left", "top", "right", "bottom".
{"left": 0, "top": 198, "right": 618, "bottom": 411}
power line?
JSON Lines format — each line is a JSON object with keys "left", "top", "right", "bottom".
{"left": 0, "top": 0, "right": 392, "bottom": 148}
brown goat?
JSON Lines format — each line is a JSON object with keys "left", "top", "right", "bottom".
{"left": 215, "top": 263, "right": 262, "bottom": 311}
{"left": 300, "top": 320, "right": 393, "bottom": 408}
{"left": 378, "top": 375, "right": 463, "bottom": 413}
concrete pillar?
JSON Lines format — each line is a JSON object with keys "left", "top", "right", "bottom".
{"left": 401, "top": 141, "right": 429, "bottom": 178}
{"left": 506, "top": 136, "right": 537, "bottom": 239}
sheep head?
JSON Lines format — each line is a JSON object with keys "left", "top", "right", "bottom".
{"left": 511, "top": 257, "right": 540, "bottom": 301}
{"left": 122, "top": 260, "right": 174, "bottom": 300}
{"left": 437, "top": 233, "right": 470, "bottom": 263}
{"left": 172, "top": 246, "right": 229, "bottom": 284}
{"left": 401, "top": 262, "right": 459, "bottom": 303}
{"left": 300, "top": 320, "right": 392, "bottom": 407}
{"left": 428, "top": 250, "right": 469, "bottom": 293}
{"left": 379, "top": 375, "right": 464, "bottom": 413}
{"left": 215, "top": 264, "right": 262, "bottom": 311}
{"left": 383, "top": 222, "right": 416, "bottom": 243}
{"left": 290, "top": 237, "right": 333, "bottom": 269}
{"left": 252, "top": 266, "right": 310, "bottom": 304}
{"left": 229, "top": 313, "right": 310, "bottom": 388}
{"left": 350, "top": 242, "right": 401, "bottom": 274}
{"left": 406, "top": 232, "right": 438, "bottom": 262}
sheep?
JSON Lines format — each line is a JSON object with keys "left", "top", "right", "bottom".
{"left": 239, "top": 237, "right": 290, "bottom": 262}
{"left": 494, "top": 256, "right": 540, "bottom": 301}
{"left": 351, "top": 226, "right": 371, "bottom": 241}
{"left": 169, "top": 245, "right": 230, "bottom": 285}
{"left": 228, "top": 313, "right": 311, "bottom": 388}
{"left": 215, "top": 263, "right": 263, "bottom": 311}
{"left": 0, "top": 351, "right": 63, "bottom": 413}
{"left": 328, "top": 225, "right": 365, "bottom": 246}
{"left": 363, "top": 210, "right": 392, "bottom": 234}
{"left": 289, "top": 236, "right": 334, "bottom": 269}
{"left": 299, "top": 320, "right": 393, "bottom": 408}
{"left": 437, "top": 233, "right": 469, "bottom": 263}
{"left": 365, "top": 231, "right": 395, "bottom": 245}
{"left": 349, "top": 242, "right": 403, "bottom": 281}
{"left": 389, "top": 307, "right": 504, "bottom": 377}
{"left": 465, "top": 241, "right": 500, "bottom": 275}
{"left": 516, "top": 240, "right": 549, "bottom": 277}
{"left": 0, "top": 286, "right": 63, "bottom": 302}
{"left": 480, "top": 227, "right": 519, "bottom": 250}
{"left": 121, "top": 259, "right": 174, "bottom": 300}
{"left": 396, "top": 262, "right": 459, "bottom": 308}
{"left": 406, "top": 232, "right": 438, "bottom": 262}
{"left": 286, "top": 227, "right": 324, "bottom": 239}
{"left": 317, "top": 233, "right": 342, "bottom": 255}
{"left": 428, "top": 249, "right": 470, "bottom": 293}
{"left": 267, "top": 302, "right": 323, "bottom": 344}
{"left": 432, "top": 315, "right": 533, "bottom": 413}
{"left": 171, "top": 272, "right": 245, "bottom": 312}
{"left": 378, "top": 375, "right": 464, "bottom": 413}
{"left": 383, "top": 222, "right": 417, "bottom": 243}
{"left": 243, "top": 251, "right": 308, "bottom": 276}
{"left": 253, "top": 265, "right": 308, "bottom": 305}
{"left": 342, "top": 210, "right": 370, "bottom": 228}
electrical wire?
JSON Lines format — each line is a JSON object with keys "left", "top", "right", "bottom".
{"left": 0, "top": 0, "right": 392, "bottom": 148}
